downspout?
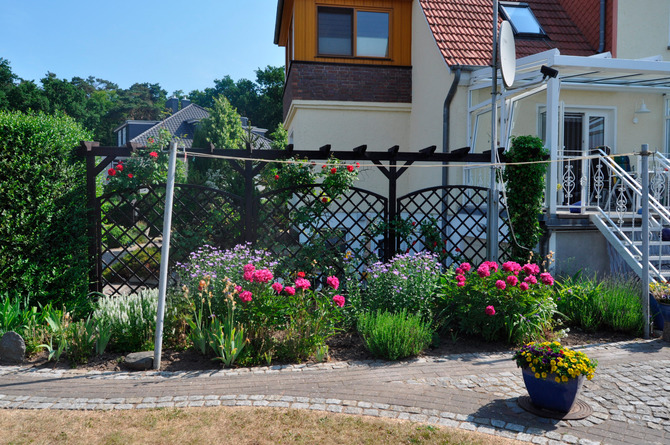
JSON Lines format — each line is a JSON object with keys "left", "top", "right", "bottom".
{"left": 598, "top": 0, "right": 606, "bottom": 53}
{"left": 442, "top": 66, "right": 462, "bottom": 187}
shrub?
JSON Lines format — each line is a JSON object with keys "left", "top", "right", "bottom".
{"left": 502, "top": 135, "right": 549, "bottom": 263}
{"left": 0, "top": 111, "right": 91, "bottom": 308}
{"left": 359, "top": 251, "right": 441, "bottom": 320}
{"left": 357, "top": 310, "right": 433, "bottom": 360}
{"left": 93, "top": 289, "right": 158, "bottom": 352}
{"left": 438, "top": 260, "right": 557, "bottom": 343}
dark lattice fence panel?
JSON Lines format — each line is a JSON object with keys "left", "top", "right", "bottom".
{"left": 99, "top": 184, "right": 243, "bottom": 297}
{"left": 498, "top": 192, "right": 513, "bottom": 263}
{"left": 256, "top": 185, "right": 387, "bottom": 281}
{"left": 397, "top": 186, "right": 510, "bottom": 267}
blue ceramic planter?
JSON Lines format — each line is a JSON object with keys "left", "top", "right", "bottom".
{"left": 522, "top": 368, "right": 584, "bottom": 413}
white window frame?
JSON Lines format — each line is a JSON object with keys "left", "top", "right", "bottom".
{"left": 665, "top": 98, "right": 670, "bottom": 155}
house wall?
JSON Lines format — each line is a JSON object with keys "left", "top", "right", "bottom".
{"left": 615, "top": 0, "right": 670, "bottom": 60}
{"left": 289, "top": 0, "right": 412, "bottom": 66}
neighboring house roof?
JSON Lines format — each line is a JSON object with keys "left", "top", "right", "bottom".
{"left": 420, "top": 0, "right": 596, "bottom": 67}
{"left": 130, "top": 103, "right": 274, "bottom": 150}
{"left": 131, "top": 104, "right": 210, "bottom": 149}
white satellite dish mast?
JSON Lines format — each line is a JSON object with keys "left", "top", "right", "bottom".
{"left": 499, "top": 20, "right": 516, "bottom": 88}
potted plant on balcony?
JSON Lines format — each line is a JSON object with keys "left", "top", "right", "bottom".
{"left": 513, "top": 341, "right": 597, "bottom": 413}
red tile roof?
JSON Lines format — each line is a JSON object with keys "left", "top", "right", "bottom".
{"left": 420, "top": 0, "right": 597, "bottom": 67}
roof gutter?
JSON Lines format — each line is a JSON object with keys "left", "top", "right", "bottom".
{"left": 598, "top": 0, "right": 606, "bottom": 53}
{"left": 274, "top": 0, "right": 284, "bottom": 45}
{"left": 442, "top": 66, "right": 462, "bottom": 187}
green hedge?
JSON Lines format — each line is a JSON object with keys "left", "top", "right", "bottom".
{"left": 0, "top": 111, "right": 91, "bottom": 308}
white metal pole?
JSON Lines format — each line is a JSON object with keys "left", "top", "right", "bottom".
{"left": 640, "top": 143, "right": 650, "bottom": 339}
{"left": 154, "top": 140, "right": 178, "bottom": 369}
{"left": 487, "top": 0, "right": 500, "bottom": 262}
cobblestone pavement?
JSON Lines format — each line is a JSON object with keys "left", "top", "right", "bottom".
{"left": 1, "top": 339, "right": 669, "bottom": 445}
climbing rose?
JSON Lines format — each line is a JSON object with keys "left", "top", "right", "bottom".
{"left": 326, "top": 276, "right": 340, "bottom": 290}
{"left": 330, "top": 167, "right": 337, "bottom": 174}
{"left": 127, "top": 173, "right": 134, "bottom": 179}
{"left": 485, "top": 305, "right": 496, "bottom": 316}
{"left": 149, "top": 151, "right": 158, "bottom": 158}
{"left": 107, "top": 168, "right": 117, "bottom": 176}
{"left": 271, "top": 282, "right": 283, "bottom": 293}
{"left": 284, "top": 286, "right": 296, "bottom": 296}
{"left": 495, "top": 280, "right": 506, "bottom": 290}
{"left": 355, "top": 162, "right": 360, "bottom": 168}
{"left": 297, "top": 271, "right": 305, "bottom": 278}
{"left": 346, "top": 165, "right": 354, "bottom": 172}
{"left": 333, "top": 295, "right": 345, "bottom": 308}
{"left": 115, "top": 163, "right": 123, "bottom": 171}
{"left": 239, "top": 291, "right": 252, "bottom": 302}
{"left": 274, "top": 174, "right": 279, "bottom": 180}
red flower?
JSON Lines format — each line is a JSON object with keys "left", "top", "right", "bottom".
{"left": 147, "top": 138, "right": 155, "bottom": 144}
{"left": 115, "top": 163, "right": 123, "bottom": 171}
{"left": 127, "top": 173, "right": 134, "bottom": 179}
{"left": 274, "top": 174, "right": 279, "bottom": 180}
{"left": 455, "top": 248, "right": 462, "bottom": 253}
{"left": 322, "top": 165, "right": 327, "bottom": 169}
{"left": 322, "top": 197, "right": 329, "bottom": 203}
{"left": 297, "top": 271, "right": 305, "bottom": 278}
{"left": 330, "top": 167, "right": 337, "bottom": 174}
{"left": 346, "top": 165, "right": 354, "bottom": 172}
{"left": 107, "top": 168, "right": 117, "bottom": 176}
{"left": 149, "top": 151, "right": 158, "bottom": 158}
{"left": 355, "top": 162, "right": 360, "bottom": 168}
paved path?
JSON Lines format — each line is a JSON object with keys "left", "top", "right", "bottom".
{"left": 1, "top": 339, "right": 669, "bottom": 445}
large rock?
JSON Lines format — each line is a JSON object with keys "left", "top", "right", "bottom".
{"left": 124, "top": 351, "right": 154, "bottom": 371}
{"left": 0, "top": 331, "right": 26, "bottom": 364}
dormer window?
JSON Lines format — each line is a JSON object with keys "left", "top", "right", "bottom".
{"left": 317, "top": 7, "right": 390, "bottom": 58}
{"left": 499, "top": 2, "right": 547, "bottom": 38}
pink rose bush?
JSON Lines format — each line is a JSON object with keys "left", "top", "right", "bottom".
{"left": 442, "top": 260, "right": 557, "bottom": 343}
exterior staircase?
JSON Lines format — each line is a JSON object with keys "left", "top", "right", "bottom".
{"left": 585, "top": 150, "right": 670, "bottom": 282}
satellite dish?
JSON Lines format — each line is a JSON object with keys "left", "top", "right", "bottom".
{"left": 499, "top": 21, "right": 516, "bottom": 88}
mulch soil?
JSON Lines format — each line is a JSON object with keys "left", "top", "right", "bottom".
{"left": 20, "top": 328, "right": 638, "bottom": 373}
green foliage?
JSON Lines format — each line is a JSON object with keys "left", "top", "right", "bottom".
{"left": 438, "top": 260, "right": 557, "bottom": 343}
{"left": 555, "top": 273, "right": 643, "bottom": 335}
{"left": 502, "top": 135, "right": 549, "bottom": 263}
{"left": 269, "top": 123, "right": 288, "bottom": 151}
{"left": 67, "top": 316, "right": 98, "bottom": 364}
{"left": 0, "top": 111, "right": 91, "bottom": 308}
{"left": 193, "top": 96, "right": 244, "bottom": 150}
{"left": 92, "top": 289, "right": 158, "bottom": 352}
{"left": 102, "top": 247, "right": 161, "bottom": 282}
{"left": 357, "top": 310, "right": 433, "bottom": 360}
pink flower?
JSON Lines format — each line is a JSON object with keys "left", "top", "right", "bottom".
{"left": 243, "top": 264, "right": 255, "bottom": 273}
{"left": 460, "top": 262, "right": 471, "bottom": 272}
{"left": 239, "top": 291, "right": 252, "bottom": 302}
{"left": 284, "top": 286, "right": 296, "bottom": 296}
{"left": 455, "top": 274, "right": 466, "bottom": 283}
{"left": 540, "top": 272, "right": 554, "bottom": 286}
{"left": 523, "top": 263, "right": 540, "bottom": 275}
{"left": 455, "top": 268, "right": 464, "bottom": 275}
{"left": 243, "top": 271, "right": 254, "bottom": 282}
{"left": 149, "top": 151, "right": 158, "bottom": 158}
{"left": 326, "top": 276, "right": 340, "bottom": 290}
{"left": 502, "top": 261, "right": 521, "bottom": 274}
{"left": 519, "top": 282, "right": 529, "bottom": 291}
{"left": 485, "top": 305, "right": 496, "bottom": 316}
{"left": 485, "top": 261, "right": 499, "bottom": 272}
{"left": 333, "top": 294, "right": 345, "bottom": 307}
{"left": 271, "top": 282, "right": 283, "bottom": 293}
{"left": 234, "top": 285, "right": 242, "bottom": 293}
{"left": 456, "top": 281, "right": 465, "bottom": 287}
{"left": 295, "top": 277, "right": 311, "bottom": 290}
{"left": 495, "top": 280, "right": 506, "bottom": 290}
{"left": 477, "top": 264, "right": 490, "bottom": 278}
{"left": 506, "top": 275, "right": 519, "bottom": 286}
{"left": 524, "top": 275, "right": 538, "bottom": 285}
{"left": 253, "top": 268, "right": 274, "bottom": 283}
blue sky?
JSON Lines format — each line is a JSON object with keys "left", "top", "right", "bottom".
{"left": 0, "top": 0, "right": 285, "bottom": 95}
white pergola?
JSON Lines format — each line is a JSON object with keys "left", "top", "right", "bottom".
{"left": 468, "top": 48, "right": 670, "bottom": 216}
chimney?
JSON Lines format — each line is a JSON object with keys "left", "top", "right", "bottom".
{"left": 181, "top": 98, "right": 191, "bottom": 108}
{"left": 166, "top": 97, "right": 179, "bottom": 114}
{"left": 240, "top": 117, "right": 249, "bottom": 127}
